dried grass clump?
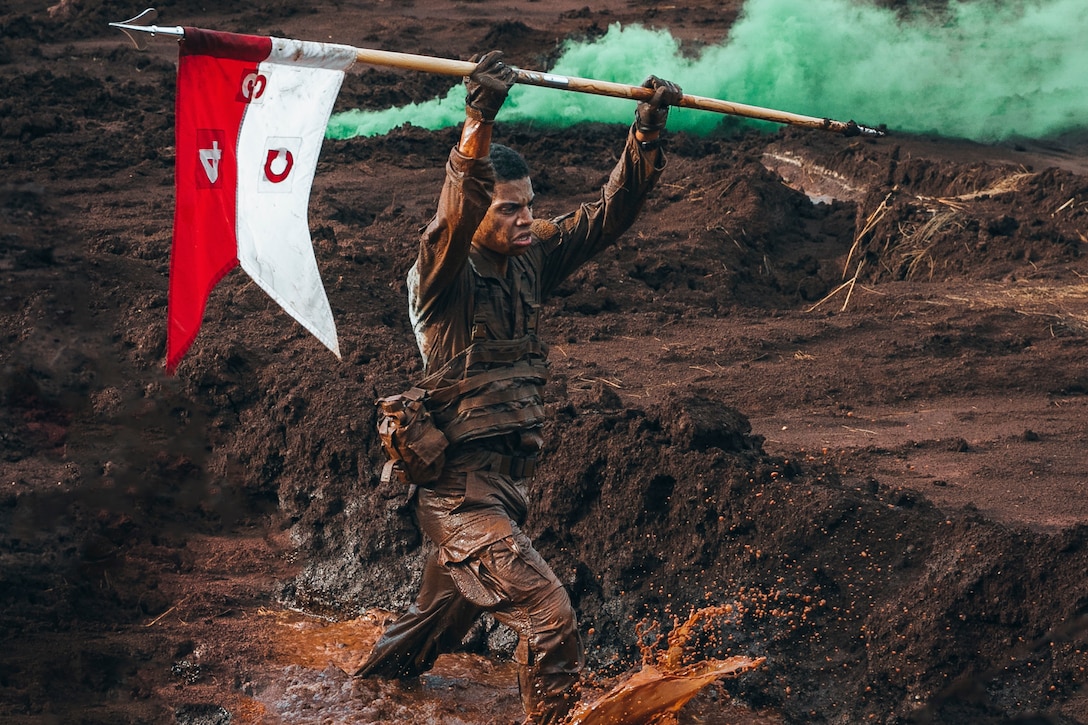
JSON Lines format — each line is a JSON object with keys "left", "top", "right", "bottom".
{"left": 897, "top": 208, "right": 965, "bottom": 281}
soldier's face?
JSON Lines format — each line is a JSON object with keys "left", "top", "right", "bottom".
{"left": 473, "top": 176, "right": 535, "bottom": 257}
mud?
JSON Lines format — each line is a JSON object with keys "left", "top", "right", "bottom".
{"left": 2, "top": 0, "right": 1087, "bottom": 723}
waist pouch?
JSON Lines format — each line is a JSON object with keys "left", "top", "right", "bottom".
{"left": 376, "top": 386, "right": 449, "bottom": 486}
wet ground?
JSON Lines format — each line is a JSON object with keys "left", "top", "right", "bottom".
{"left": 2, "top": 0, "right": 1087, "bottom": 723}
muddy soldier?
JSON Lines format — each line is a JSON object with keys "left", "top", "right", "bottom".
{"left": 355, "top": 51, "right": 682, "bottom": 724}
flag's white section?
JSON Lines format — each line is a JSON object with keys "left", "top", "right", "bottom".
{"left": 269, "top": 37, "right": 357, "bottom": 70}
{"left": 236, "top": 60, "right": 345, "bottom": 358}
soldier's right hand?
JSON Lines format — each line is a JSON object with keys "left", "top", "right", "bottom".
{"left": 465, "top": 50, "right": 517, "bottom": 122}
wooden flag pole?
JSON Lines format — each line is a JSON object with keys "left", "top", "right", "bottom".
{"left": 351, "top": 47, "right": 884, "bottom": 137}
{"left": 111, "top": 10, "right": 886, "bottom": 138}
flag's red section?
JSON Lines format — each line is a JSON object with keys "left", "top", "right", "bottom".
{"left": 166, "top": 29, "right": 272, "bottom": 373}
{"left": 181, "top": 27, "right": 272, "bottom": 63}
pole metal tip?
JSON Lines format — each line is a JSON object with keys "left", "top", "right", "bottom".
{"left": 843, "top": 120, "right": 887, "bottom": 139}
{"left": 109, "top": 8, "right": 184, "bottom": 50}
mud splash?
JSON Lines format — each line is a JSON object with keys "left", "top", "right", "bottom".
{"left": 567, "top": 657, "right": 763, "bottom": 725}
{"left": 568, "top": 606, "right": 765, "bottom": 724}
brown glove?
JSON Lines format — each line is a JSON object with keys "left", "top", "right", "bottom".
{"left": 465, "top": 50, "right": 517, "bottom": 122}
{"left": 635, "top": 75, "right": 683, "bottom": 135}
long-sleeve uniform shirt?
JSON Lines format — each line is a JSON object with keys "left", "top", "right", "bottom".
{"left": 405, "top": 128, "right": 666, "bottom": 568}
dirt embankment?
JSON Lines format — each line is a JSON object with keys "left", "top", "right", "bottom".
{"left": 2, "top": 0, "right": 1087, "bottom": 723}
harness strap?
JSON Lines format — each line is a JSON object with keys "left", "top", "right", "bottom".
{"left": 482, "top": 452, "right": 538, "bottom": 479}
{"left": 418, "top": 335, "right": 546, "bottom": 394}
{"left": 443, "top": 405, "right": 547, "bottom": 442}
{"left": 401, "top": 386, "right": 428, "bottom": 402}
{"left": 428, "top": 366, "right": 547, "bottom": 406}
{"left": 463, "top": 336, "right": 545, "bottom": 368}
{"left": 454, "top": 384, "right": 541, "bottom": 414}
{"left": 471, "top": 311, "right": 489, "bottom": 341}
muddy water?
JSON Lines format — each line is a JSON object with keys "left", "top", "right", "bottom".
{"left": 566, "top": 658, "right": 764, "bottom": 724}
{"left": 217, "top": 608, "right": 517, "bottom": 723}
{"left": 233, "top": 607, "right": 780, "bottom": 724}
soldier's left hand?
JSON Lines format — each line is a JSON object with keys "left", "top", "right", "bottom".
{"left": 635, "top": 76, "right": 683, "bottom": 135}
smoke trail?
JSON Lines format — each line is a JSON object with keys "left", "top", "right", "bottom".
{"left": 326, "top": 0, "right": 1088, "bottom": 142}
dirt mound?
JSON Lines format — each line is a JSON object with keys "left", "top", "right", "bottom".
{"left": 2, "top": 0, "right": 1087, "bottom": 723}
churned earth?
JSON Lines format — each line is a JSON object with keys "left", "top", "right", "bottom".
{"left": 1, "top": 0, "right": 1086, "bottom": 723}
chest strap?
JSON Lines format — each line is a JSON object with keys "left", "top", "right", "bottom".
{"left": 427, "top": 364, "right": 547, "bottom": 406}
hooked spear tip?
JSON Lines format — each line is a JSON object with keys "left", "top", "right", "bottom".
{"left": 109, "top": 8, "right": 184, "bottom": 50}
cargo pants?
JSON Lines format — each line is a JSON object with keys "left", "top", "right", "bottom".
{"left": 356, "top": 467, "right": 583, "bottom": 725}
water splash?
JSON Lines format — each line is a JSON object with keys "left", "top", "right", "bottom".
{"left": 566, "top": 605, "right": 764, "bottom": 724}
{"left": 565, "top": 656, "right": 764, "bottom": 725}
{"left": 327, "top": 0, "right": 1088, "bottom": 142}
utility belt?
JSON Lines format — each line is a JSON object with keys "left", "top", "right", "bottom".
{"left": 480, "top": 452, "right": 538, "bottom": 479}
{"left": 456, "top": 430, "right": 540, "bottom": 479}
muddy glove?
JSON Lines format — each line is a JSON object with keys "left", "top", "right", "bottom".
{"left": 635, "top": 75, "right": 683, "bottom": 135}
{"left": 465, "top": 50, "right": 517, "bottom": 122}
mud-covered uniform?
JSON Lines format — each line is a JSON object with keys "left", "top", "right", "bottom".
{"left": 358, "top": 128, "right": 665, "bottom": 723}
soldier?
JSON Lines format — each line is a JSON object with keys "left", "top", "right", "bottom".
{"left": 356, "top": 50, "right": 682, "bottom": 724}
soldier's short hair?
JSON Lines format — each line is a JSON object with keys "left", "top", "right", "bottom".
{"left": 490, "top": 144, "right": 531, "bottom": 182}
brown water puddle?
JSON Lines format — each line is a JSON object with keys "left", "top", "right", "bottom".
{"left": 230, "top": 605, "right": 777, "bottom": 724}
{"left": 260, "top": 607, "right": 386, "bottom": 675}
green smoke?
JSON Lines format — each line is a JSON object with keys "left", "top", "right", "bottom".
{"left": 326, "top": 0, "right": 1088, "bottom": 142}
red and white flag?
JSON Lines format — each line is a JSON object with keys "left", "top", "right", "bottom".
{"left": 168, "top": 27, "right": 356, "bottom": 373}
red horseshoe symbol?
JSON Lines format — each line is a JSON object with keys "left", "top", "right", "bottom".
{"left": 241, "top": 72, "right": 267, "bottom": 102}
{"left": 264, "top": 148, "right": 294, "bottom": 183}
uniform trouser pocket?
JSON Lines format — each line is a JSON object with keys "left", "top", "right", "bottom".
{"left": 447, "top": 531, "right": 580, "bottom": 666}
{"left": 446, "top": 531, "right": 559, "bottom": 611}
{"left": 447, "top": 531, "right": 583, "bottom": 723}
